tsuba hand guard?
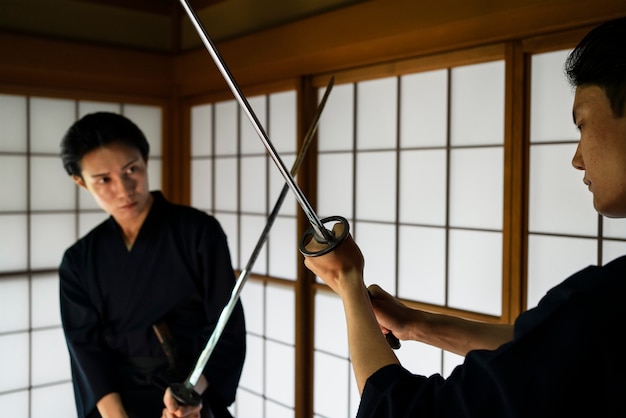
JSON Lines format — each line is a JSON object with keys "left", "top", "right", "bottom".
{"left": 299, "top": 216, "right": 350, "bottom": 257}
{"left": 170, "top": 382, "right": 203, "bottom": 407}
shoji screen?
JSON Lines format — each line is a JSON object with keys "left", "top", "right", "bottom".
{"left": 190, "top": 90, "right": 299, "bottom": 417}
{"left": 527, "top": 49, "right": 626, "bottom": 308}
{"left": 314, "top": 59, "right": 505, "bottom": 417}
{"left": 0, "top": 96, "right": 162, "bottom": 417}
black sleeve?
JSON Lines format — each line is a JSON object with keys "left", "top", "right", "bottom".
{"left": 59, "top": 247, "right": 118, "bottom": 418}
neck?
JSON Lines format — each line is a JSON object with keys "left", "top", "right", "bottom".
{"left": 117, "top": 193, "right": 154, "bottom": 251}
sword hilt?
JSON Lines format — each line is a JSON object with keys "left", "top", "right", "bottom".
{"left": 299, "top": 216, "right": 350, "bottom": 257}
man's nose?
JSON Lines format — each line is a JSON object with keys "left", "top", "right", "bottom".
{"left": 571, "top": 142, "right": 584, "bottom": 170}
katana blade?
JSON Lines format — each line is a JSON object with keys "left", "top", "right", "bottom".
{"left": 169, "top": 77, "right": 335, "bottom": 406}
{"left": 178, "top": 0, "right": 336, "bottom": 246}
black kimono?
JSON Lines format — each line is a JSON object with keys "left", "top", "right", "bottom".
{"left": 358, "top": 255, "right": 626, "bottom": 417}
{"left": 60, "top": 191, "right": 246, "bottom": 418}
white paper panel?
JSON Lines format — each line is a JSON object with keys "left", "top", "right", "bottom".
{"left": 443, "top": 351, "right": 465, "bottom": 378}
{"left": 269, "top": 153, "right": 297, "bottom": 217}
{"left": 265, "top": 340, "right": 295, "bottom": 408}
{"left": 78, "top": 101, "right": 120, "bottom": 118}
{"left": 314, "top": 291, "right": 348, "bottom": 357}
{"left": 30, "top": 156, "right": 76, "bottom": 211}
{"left": 396, "top": 341, "right": 443, "bottom": 376}
{"left": 603, "top": 217, "right": 626, "bottom": 239}
{"left": 241, "top": 96, "right": 267, "bottom": 155}
{"left": 31, "top": 328, "right": 71, "bottom": 385}
{"left": 191, "top": 103, "right": 213, "bottom": 157}
{"left": 356, "top": 77, "right": 397, "bottom": 150}
{"left": 215, "top": 213, "right": 239, "bottom": 268}
{"left": 529, "top": 144, "right": 597, "bottom": 235}
{"left": 603, "top": 241, "right": 626, "bottom": 265}
{"left": 0, "top": 214, "right": 28, "bottom": 272}
{"left": 30, "top": 97, "right": 75, "bottom": 153}
{"left": 317, "top": 153, "right": 353, "bottom": 220}
{"left": 78, "top": 212, "right": 109, "bottom": 238}
{"left": 530, "top": 50, "right": 578, "bottom": 143}
{"left": 448, "top": 229, "right": 502, "bottom": 316}
{"left": 268, "top": 217, "right": 297, "bottom": 280}
{"left": 0, "top": 391, "right": 29, "bottom": 417}
{"left": 31, "top": 383, "right": 76, "bottom": 418}
{"left": 314, "top": 352, "right": 350, "bottom": 418}
{"left": 449, "top": 147, "right": 503, "bottom": 229}
{"left": 234, "top": 390, "right": 264, "bottom": 418}
{"left": 266, "top": 400, "right": 294, "bottom": 418}
{"left": 32, "top": 274, "right": 61, "bottom": 328}
{"left": 0, "top": 276, "right": 29, "bottom": 332}
{"left": 240, "top": 155, "right": 267, "bottom": 213}
{"left": 0, "top": 332, "right": 29, "bottom": 391}
{"left": 0, "top": 156, "right": 27, "bottom": 211}
{"left": 349, "top": 372, "right": 360, "bottom": 418}
{"left": 354, "top": 221, "right": 396, "bottom": 293}
{"left": 241, "top": 214, "right": 267, "bottom": 274}
{"left": 123, "top": 104, "right": 162, "bottom": 156}
{"left": 147, "top": 158, "right": 162, "bottom": 190}
{"left": 398, "top": 225, "right": 446, "bottom": 305}
{"left": 355, "top": 151, "right": 396, "bottom": 222}
{"left": 265, "top": 284, "right": 294, "bottom": 344}
{"left": 240, "top": 280, "right": 264, "bottom": 335}
{"left": 527, "top": 235, "right": 597, "bottom": 308}
{"left": 30, "top": 213, "right": 76, "bottom": 270}
{"left": 239, "top": 334, "right": 264, "bottom": 393}
{"left": 215, "top": 100, "right": 238, "bottom": 156}
{"left": 214, "top": 157, "right": 238, "bottom": 211}
{"left": 191, "top": 159, "right": 213, "bottom": 210}
{"left": 399, "top": 149, "right": 447, "bottom": 226}
{"left": 0, "top": 94, "right": 27, "bottom": 152}
{"left": 450, "top": 61, "right": 504, "bottom": 146}
{"left": 400, "top": 69, "right": 448, "bottom": 148}
{"left": 318, "top": 83, "right": 354, "bottom": 152}
{"left": 269, "top": 90, "right": 296, "bottom": 154}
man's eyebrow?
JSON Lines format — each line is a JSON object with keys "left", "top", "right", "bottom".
{"left": 89, "top": 158, "right": 139, "bottom": 178}
{"left": 122, "top": 158, "right": 139, "bottom": 169}
{"left": 572, "top": 110, "right": 577, "bottom": 125}
{"left": 90, "top": 171, "right": 109, "bottom": 179}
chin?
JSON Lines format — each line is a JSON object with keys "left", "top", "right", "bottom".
{"left": 597, "top": 205, "right": 626, "bottom": 219}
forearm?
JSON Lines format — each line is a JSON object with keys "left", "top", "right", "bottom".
{"left": 413, "top": 311, "right": 513, "bottom": 357}
{"left": 97, "top": 392, "right": 128, "bottom": 418}
{"left": 339, "top": 271, "right": 400, "bottom": 394}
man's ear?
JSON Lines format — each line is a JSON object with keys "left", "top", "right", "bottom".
{"left": 72, "top": 174, "right": 87, "bottom": 189}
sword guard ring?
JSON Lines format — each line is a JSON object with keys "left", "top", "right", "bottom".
{"left": 299, "top": 216, "right": 350, "bottom": 257}
{"left": 170, "top": 382, "right": 202, "bottom": 407}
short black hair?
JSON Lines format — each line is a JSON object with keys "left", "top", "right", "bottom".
{"left": 565, "top": 17, "right": 626, "bottom": 117}
{"left": 60, "top": 112, "right": 150, "bottom": 177}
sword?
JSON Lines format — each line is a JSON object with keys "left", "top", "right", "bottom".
{"left": 169, "top": 76, "right": 335, "bottom": 407}
{"left": 174, "top": 1, "right": 399, "bottom": 405}
{"left": 177, "top": 0, "right": 349, "bottom": 253}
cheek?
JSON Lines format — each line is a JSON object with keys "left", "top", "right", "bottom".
{"left": 88, "top": 187, "right": 115, "bottom": 209}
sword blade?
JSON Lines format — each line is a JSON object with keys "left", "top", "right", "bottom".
{"left": 178, "top": 0, "right": 335, "bottom": 245}
{"left": 178, "top": 77, "right": 334, "bottom": 395}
